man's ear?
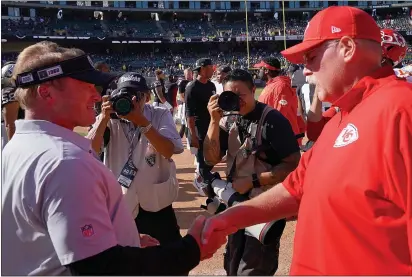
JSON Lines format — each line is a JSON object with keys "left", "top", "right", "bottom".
{"left": 252, "top": 86, "right": 256, "bottom": 94}
{"left": 339, "top": 36, "right": 356, "bottom": 63}
{"left": 37, "top": 84, "right": 51, "bottom": 100}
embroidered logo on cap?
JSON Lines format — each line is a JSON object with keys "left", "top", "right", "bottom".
{"left": 38, "top": 65, "right": 63, "bottom": 80}
{"left": 331, "top": 26, "right": 342, "bottom": 34}
{"left": 81, "top": 224, "right": 95, "bottom": 237}
{"left": 333, "top": 123, "right": 359, "bottom": 148}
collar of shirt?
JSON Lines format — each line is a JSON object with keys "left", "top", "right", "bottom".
{"left": 14, "top": 120, "right": 92, "bottom": 153}
{"left": 333, "top": 65, "right": 395, "bottom": 113}
{"left": 242, "top": 101, "right": 264, "bottom": 122}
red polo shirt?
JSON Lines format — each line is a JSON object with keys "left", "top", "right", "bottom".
{"left": 258, "top": 76, "right": 301, "bottom": 139}
{"left": 283, "top": 65, "right": 412, "bottom": 275}
{"left": 306, "top": 106, "right": 337, "bottom": 141}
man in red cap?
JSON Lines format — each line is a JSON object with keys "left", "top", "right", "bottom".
{"left": 255, "top": 57, "right": 302, "bottom": 145}
{"left": 200, "top": 6, "right": 412, "bottom": 275}
{"left": 306, "top": 28, "right": 409, "bottom": 143}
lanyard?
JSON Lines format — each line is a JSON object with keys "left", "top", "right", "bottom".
{"left": 120, "top": 121, "right": 142, "bottom": 160}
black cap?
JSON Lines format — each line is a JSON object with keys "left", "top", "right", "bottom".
{"left": 14, "top": 55, "right": 121, "bottom": 88}
{"left": 194, "top": 58, "right": 213, "bottom": 72}
{"left": 116, "top": 72, "right": 149, "bottom": 91}
{"left": 253, "top": 57, "right": 281, "bottom": 71}
{"left": 218, "top": 65, "right": 232, "bottom": 73}
{"left": 287, "top": 64, "right": 299, "bottom": 73}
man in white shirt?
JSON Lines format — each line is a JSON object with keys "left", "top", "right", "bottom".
{"left": 2, "top": 41, "right": 228, "bottom": 276}
{"left": 212, "top": 65, "right": 232, "bottom": 95}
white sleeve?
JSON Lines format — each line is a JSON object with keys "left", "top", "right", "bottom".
{"left": 42, "top": 159, "right": 118, "bottom": 265}
{"left": 157, "top": 109, "right": 184, "bottom": 154}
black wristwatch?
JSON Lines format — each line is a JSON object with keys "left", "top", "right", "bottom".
{"left": 252, "top": 173, "right": 261, "bottom": 188}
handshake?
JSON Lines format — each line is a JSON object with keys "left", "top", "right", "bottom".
{"left": 187, "top": 214, "right": 237, "bottom": 260}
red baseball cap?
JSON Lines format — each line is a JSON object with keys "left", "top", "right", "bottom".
{"left": 281, "top": 6, "right": 381, "bottom": 64}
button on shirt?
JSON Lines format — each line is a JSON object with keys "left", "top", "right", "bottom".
{"left": 1, "top": 120, "right": 140, "bottom": 276}
{"left": 283, "top": 66, "right": 412, "bottom": 275}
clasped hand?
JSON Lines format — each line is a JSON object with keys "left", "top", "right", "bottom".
{"left": 189, "top": 215, "right": 237, "bottom": 261}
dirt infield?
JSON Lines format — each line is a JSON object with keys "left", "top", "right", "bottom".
{"left": 173, "top": 140, "right": 295, "bottom": 276}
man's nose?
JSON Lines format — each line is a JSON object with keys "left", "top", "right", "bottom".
{"left": 92, "top": 87, "right": 102, "bottom": 102}
{"left": 303, "top": 67, "right": 313, "bottom": 77}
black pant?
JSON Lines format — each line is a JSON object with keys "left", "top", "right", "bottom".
{"left": 224, "top": 219, "right": 286, "bottom": 276}
{"left": 135, "top": 205, "right": 188, "bottom": 276}
{"left": 196, "top": 138, "right": 214, "bottom": 179}
{"left": 179, "top": 124, "right": 186, "bottom": 138}
{"left": 135, "top": 204, "right": 182, "bottom": 245}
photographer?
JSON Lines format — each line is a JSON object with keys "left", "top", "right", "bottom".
{"left": 203, "top": 69, "right": 301, "bottom": 276}
{"left": 87, "top": 73, "right": 185, "bottom": 248}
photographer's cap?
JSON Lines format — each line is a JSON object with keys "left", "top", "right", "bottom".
{"left": 281, "top": 6, "right": 381, "bottom": 64}
{"left": 13, "top": 55, "right": 121, "bottom": 88}
{"left": 254, "top": 57, "right": 281, "bottom": 71}
{"left": 117, "top": 72, "right": 149, "bottom": 91}
{"left": 194, "top": 58, "right": 213, "bottom": 72}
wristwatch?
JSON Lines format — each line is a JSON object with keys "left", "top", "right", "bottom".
{"left": 140, "top": 123, "right": 152, "bottom": 134}
{"left": 252, "top": 173, "right": 261, "bottom": 188}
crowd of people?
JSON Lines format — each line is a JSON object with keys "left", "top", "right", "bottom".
{"left": 1, "top": 5, "right": 412, "bottom": 276}
{"left": 3, "top": 10, "right": 411, "bottom": 39}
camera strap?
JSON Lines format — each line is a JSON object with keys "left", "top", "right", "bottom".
{"left": 227, "top": 106, "right": 272, "bottom": 183}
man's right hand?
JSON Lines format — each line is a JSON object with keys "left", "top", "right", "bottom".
{"left": 188, "top": 215, "right": 234, "bottom": 261}
{"left": 200, "top": 214, "right": 237, "bottom": 246}
{"left": 207, "top": 94, "right": 223, "bottom": 122}
{"left": 101, "top": 95, "right": 114, "bottom": 120}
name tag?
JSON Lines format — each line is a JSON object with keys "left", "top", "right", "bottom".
{"left": 118, "top": 159, "right": 138, "bottom": 188}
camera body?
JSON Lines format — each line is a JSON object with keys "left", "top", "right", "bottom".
{"left": 110, "top": 88, "right": 145, "bottom": 116}
{"left": 201, "top": 172, "right": 284, "bottom": 245}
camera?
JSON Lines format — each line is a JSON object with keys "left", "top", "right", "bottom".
{"left": 200, "top": 172, "right": 285, "bottom": 245}
{"left": 110, "top": 88, "right": 145, "bottom": 116}
{"left": 218, "top": 91, "right": 240, "bottom": 112}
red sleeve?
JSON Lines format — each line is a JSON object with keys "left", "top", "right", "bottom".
{"left": 383, "top": 108, "right": 412, "bottom": 256}
{"left": 282, "top": 148, "right": 313, "bottom": 202}
{"left": 306, "top": 118, "right": 327, "bottom": 141}
{"left": 306, "top": 107, "right": 337, "bottom": 141}
{"left": 257, "top": 89, "right": 272, "bottom": 105}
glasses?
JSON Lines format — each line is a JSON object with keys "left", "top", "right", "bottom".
{"left": 303, "top": 40, "right": 340, "bottom": 65}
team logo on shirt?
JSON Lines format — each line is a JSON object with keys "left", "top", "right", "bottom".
{"left": 279, "top": 99, "right": 288, "bottom": 106}
{"left": 81, "top": 224, "right": 95, "bottom": 237}
{"left": 333, "top": 123, "right": 359, "bottom": 148}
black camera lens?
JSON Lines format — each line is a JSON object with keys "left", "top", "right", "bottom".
{"left": 218, "top": 91, "right": 240, "bottom": 112}
{"left": 113, "top": 97, "right": 133, "bottom": 116}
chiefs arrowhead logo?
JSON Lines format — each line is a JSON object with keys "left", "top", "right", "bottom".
{"left": 333, "top": 123, "right": 359, "bottom": 148}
